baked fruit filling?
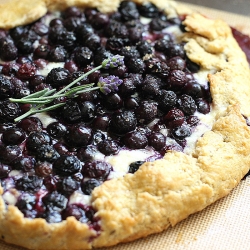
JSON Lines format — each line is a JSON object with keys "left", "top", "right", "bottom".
{"left": 0, "top": 1, "right": 216, "bottom": 227}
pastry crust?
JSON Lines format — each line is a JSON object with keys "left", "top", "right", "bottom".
{"left": 0, "top": 1, "right": 250, "bottom": 250}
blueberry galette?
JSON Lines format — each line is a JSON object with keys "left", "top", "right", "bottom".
{"left": 0, "top": 0, "right": 250, "bottom": 249}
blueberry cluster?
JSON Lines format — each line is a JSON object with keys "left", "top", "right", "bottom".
{"left": 0, "top": 1, "right": 211, "bottom": 225}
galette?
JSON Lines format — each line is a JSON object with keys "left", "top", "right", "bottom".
{"left": 0, "top": 0, "right": 249, "bottom": 249}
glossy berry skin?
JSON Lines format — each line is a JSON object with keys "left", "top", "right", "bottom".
{"left": 0, "top": 144, "right": 22, "bottom": 164}
{"left": 1, "top": 127, "right": 25, "bottom": 145}
{"left": 135, "top": 101, "right": 158, "bottom": 123}
{"left": 0, "top": 100, "right": 21, "bottom": 122}
{"left": 77, "top": 145, "right": 99, "bottom": 162}
{"left": 82, "top": 161, "right": 112, "bottom": 180}
{"left": 65, "top": 124, "right": 92, "bottom": 147}
{"left": 0, "top": 75, "right": 14, "bottom": 98}
{"left": 138, "top": 2, "right": 159, "bottom": 18}
{"left": 57, "top": 176, "right": 80, "bottom": 196}
{"left": 128, "top": 161, "right": 145, "bottom": 173}
{"left": 16, "top": 175, "right": 43, "bottom": 192}
{"left": 109, "top": 110, "right": 137, "bottom": 135}
{"left": 81, "top": 178, "right": 101, "bottom": 195}
{"left": 42, "top": 191, "right": 68, "bottom": 212}
{"left": 148, "top": 132, "right": 166, "bottom": 151}
{"left": 53, "top": 155, "right": 82, "bottom": 176}
{"left": 73, "top": 47, "right": 93, "bottom": 66}
{"left": 119, "top": 1, "right": 139, "bottom": 21}
{"left": 79, "top": 101, "right": 96, "bottom": 122}
{"left": 163, "top": 108, "right": 185, "bottom": 128}
{"left": 0, "top": 163, "right": 12, "bottom": 178}
{"left": 171, "top": 124, "right": 192, "bottom": 140}
{"left": 97, "top": 139, "right": 119, "bottom": 156}
{"left": 62, "top": 204, "right": 88, "bottom": 222}
{"left": 177, "top": 94, "right": 197, "bottom": 115}
{"left": 157, "top": 90, "right": 177, "bottom": 111}
{"left": 36, "top": 145, "right": 60, "bottom": 162}
{"left": 47, "top": 122, "right": 67, "bottom": 139}
{"left": 124, "top": 131, "right": 148, "bottom": 149}
{"left": 17, "top": 117, "right": 43, "bottom": 133}
{"left": 46, "top": 67, "right": 71, "bottom": 88}
{"left": 26, "top": 131, "right": 51, "bottom": 153}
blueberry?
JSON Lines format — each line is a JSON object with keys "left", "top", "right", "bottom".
{"left": 43, "top": 211, "right": 62, "bottom": 223}
{"left": 141, "top": 74, "right": 161, "bottom": 97}
{"left": 0, "top": 144, "right": 22, "bottom": 164}
{"left": 0, "top": 163, "right": 12, "bottom": 178}
{"left": 127, "top": 58, "right": 146, "bottom": 73}
{"left": 57, "top": 176, "right": 80, "bottom": 196}
{"left": 14, "top": 156, "right": 36, "bottom": 172}
{"left": 47, "top": 122, "right": 67, "bottom": 139}
{"left": 97, "top": 139, "right": 119, "bottom": 156}
{"left": 128, "top": 161, "right": 145, "bottom": 173}
{"left": 79, "top": 101, "right": 96, "bottom": 122}
{"left": 35, "top": 161, "right": 53, "bottom": 177}
{"left": 103, "top": 93, "right": 123, "bottom": 110}
{"left": 46, "top": 67, "right": 71, "bottom": 87}
{"left": 186, "top": 115, "right": 200, "bottom": 127}
{"left": 26, "top": 131, "right": 51, "bottom": 153}
{"left": 16, "top": 175, "right": 43, "bottom": 191}
{"left": 177, "top": 94, "right": 197, "bottom": 115}
{"left": 0, "top": 100, "right": 21, "bottom": 122}
{"left": 196, "top": 98, "right": 210, "bottom": 114}
{"left": 64, "top": 17, "right": 84, "bottom": 31}
{"left": 83, "top": 34, "right": 101, "bottom": 51}
{"left": 17, "top": 117, "right": 43, "bottom": 133}
{"left": 92, "top": 115, "right": 110, "bottom": 131}
{"left": 16, "top": 193, "right": 37, "bottom": 218}
{"left": 0, "top": 41, "right": 18, "bottom": 61}
{"left": 43, "top": 191, "right": 68, "bottom": 212}
{"left": 36, "top": 145, "right": 60, "bottom": 162}
{"left": 109, "top": 110, "right": 137, "bottom": 135}
{"left": 73, "top": 47, "right": 93, "bottom": 66}
{"left": 135, "top": 101, "right": 158, "bottom": 122}
{"left": 163, "top": 108, "right": 185, "bottom": 128}
{"left": 90, "top": 13, "right": 110, "bottom": 29}
{"left": 124, "top": 131, "right": 148, "bottom": 149}
{"left": 65, "top": 124, "right": 92, "bottom": 147}
{"left": 77, "top": 145, "right": 99, "bottom": 162}
{"left": 1, "top": 127, "right": 25, "bottom": 145}
{"left": 165, "top": 43, "right": 185, "bottom": 58}
{"left": 167, "top": 56, "right": 186, "bottom": 71}
{"left": 168, "top": 70, "right": 187, "bottom": 91}
{"left": 148, "top": 132, "right": 166, "bottom": 151}
{"left": 120, "top": 46, "right": 140, "bottom": 62}
{"left": 138, "top": 2, "right": 159, "bottom": 18}
{"left": 106, "top": 37, "right": 128, "bottom": 53}
{"left": 61, "top": 100, "right": 82, "bottom": 123}
{"left": 53, "top": 155, "right": 81, "bottom": 176}
{"left": 182, "top": 80, "right": 204, "bottom": 98}
{"left": 119, "top": 1, "right": 140, "bottom": 21}
{"left": 48, "top": 45, "right": 68, "bottom": 62}
{"left": 82, "top": 161, "right": 112, "bottom": 180}
{"left": 136, "top": 40, "right": 153, "bottom": 56}
{"left": 94, "top": 47, "right": 114, "bottom": 66}
{"left": 119, "top": 78, "right": 136, "bottom": 97}
{"left": 157, "top": 90, "right": 177, "bottom": 111}
{"left": 150, "top": 17, "right": 169, "bottom": 31}
{"left": 0, "top": 75, "right": 14, "bottom": 98}
{"left": 81, "top": 178, "right": 101, "bottom": 195}
{"left": 16, "top": 63, "right": 37, "bottom": 80}
{"left": 92, "top": 130, "right": 107, "bottom": 145}
{"left": 171, "top": 124, "right": 192, "bottom": 140}
{"left": 154, "top": 38, "right": 172, "bottom": 52}
{"left": 62, "top": 204, "right": 88, "bottom": 222}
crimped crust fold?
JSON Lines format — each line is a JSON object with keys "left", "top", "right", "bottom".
{"left": 0, "top": 1, "right": 249, "bottom": 250}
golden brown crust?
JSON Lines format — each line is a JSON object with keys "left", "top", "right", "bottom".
{"left": 0, "top": 1, "right": 250, "bottom": 250}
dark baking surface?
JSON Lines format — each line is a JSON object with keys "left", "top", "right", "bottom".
{"left": 176, "top": 0, "right": 250, "bottom": 16}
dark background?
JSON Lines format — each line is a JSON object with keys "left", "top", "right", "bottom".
{"left": 175, "top": 0, "right": 250, "bottom": 16}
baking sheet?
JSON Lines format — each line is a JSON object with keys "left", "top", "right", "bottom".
{"left": 1, "top": 3, "right": 250, "bottom": 250}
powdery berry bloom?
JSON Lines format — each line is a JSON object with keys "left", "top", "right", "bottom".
{"left": 98, "top": 75, "right": 123, "bottom": 95}
{"left": 101, "top": 55, "right": 124, "bottom": 69}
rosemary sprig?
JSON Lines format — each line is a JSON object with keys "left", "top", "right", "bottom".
{"left": 9, "top": 55, "right": 124, "bottom": 122}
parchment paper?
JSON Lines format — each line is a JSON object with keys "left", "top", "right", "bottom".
{"left": 1, "top": 3, "right": 250, "bottom": 250}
